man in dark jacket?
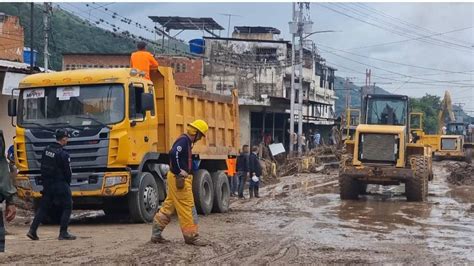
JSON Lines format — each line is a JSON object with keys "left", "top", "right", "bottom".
{"left": 248, "top": 145, "right": 262, "bottom": 198}
{"left": 27, "top": 129, "right": 76, "bottom": 241}
{"left": 236, "top": 145, "right": 250, "bottom": 199}
{"left": 0, "top": 131, "right": 17, "bottom": 252}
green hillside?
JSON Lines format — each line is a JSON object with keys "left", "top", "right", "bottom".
{"left": 0, "top": 3, "right": 187, "bottom": 71}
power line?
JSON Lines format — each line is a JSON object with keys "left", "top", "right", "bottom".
{"left": 315, "top": 42, "right": 474, "bottom": 75}
{"left": 337, "top": 3, "right": 474, "bottom": 50}
{"left": 319, "top": 47, "right": 474, "bottom": 86}
{"left": 354, "top": 3, "right": 473, "bottom": 46}
{"left": 317, "top": 3, "right": 473, "bottom": 53}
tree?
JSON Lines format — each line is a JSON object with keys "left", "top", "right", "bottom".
{"left": 410, "top": 94, "right": 441, "bottom": 134}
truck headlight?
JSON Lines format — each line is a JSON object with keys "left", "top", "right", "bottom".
{"left": 104, "top": 176, "right": 127, "bottom": 187}
{"left": 16, "top": 179, "right": 32, "bottom": 189}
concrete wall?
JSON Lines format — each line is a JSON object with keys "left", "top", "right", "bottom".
{"left": 203, "top": 38, "right": 288, "bottom": 98}
{"left": 239, "top": 107, "right": 251, "bottom": 147}
{"left": 62, "top": 54, "right": 203, "bottom": 88}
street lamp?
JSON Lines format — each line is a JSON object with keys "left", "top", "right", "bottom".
{"left": 304, "top": 30, "right": 340, "bottom": 39}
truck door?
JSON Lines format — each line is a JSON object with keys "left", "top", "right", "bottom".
{"left": 128, "top": 83, "right": 157, "bottom": 164}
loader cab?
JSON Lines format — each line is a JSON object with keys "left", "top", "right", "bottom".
{"left": 446, "top": 122, "right": 466, "bottom": 136}
{"left": 362, "top": 94, "right": 409, "bottom": 127}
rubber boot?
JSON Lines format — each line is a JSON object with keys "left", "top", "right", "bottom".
{"left": 58, "top": 231, "right": 76, "bottom": 240}
{"left": 26, "top": 230, "right": 39, "bottom": 241}
{"left": 150, "top": 224, "right": 169, "bottom": 244}
{"left": 184, "top": 234, "right": 211, "bottom": 246}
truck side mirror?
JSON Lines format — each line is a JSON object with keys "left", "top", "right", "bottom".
{"left": 140, "top": 93, "right": 154, "bottom": 113}
{"left": 8, "top": 99, "right": 17, "bottom": 117}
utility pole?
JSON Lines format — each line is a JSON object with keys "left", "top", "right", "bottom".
{"left": 289, "top": 3, "right": 296, "bottom": 155}
{"left": 297, "top": 3, "right": 304, "bottom": 155}
{"left": 30, "top": 3, "right": 34, "bottom": 73}
{"left": 220, "top": 13, "right": 241, "bottom": 38}
{"left": 43, "top": 3, "right": 52, "bottom": 71}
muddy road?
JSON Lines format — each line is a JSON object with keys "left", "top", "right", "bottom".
{"left": 1, "top": 161, "right": 473, "bottom": 264}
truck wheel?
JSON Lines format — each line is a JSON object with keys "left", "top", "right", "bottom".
{"left": 128, "top": 172, "right": 159, "bottom": 223}
{"left": 465, "top": 148, "right": 472, "bottom": 164}
{"left": 339, "top": 174, "right": 359, "bottom": 200}
{"left": 406, "top": 156, "right": 429, "bottom": 202}
{"left": 211, "top": 171, "right": 230, "bottom": 213}
{"left": 192, "top": 169, "right": 214, "bottom": 215}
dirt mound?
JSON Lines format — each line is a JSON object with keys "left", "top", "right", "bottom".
{"left": 446, "top": 162, "right": 474, "bottom": 186}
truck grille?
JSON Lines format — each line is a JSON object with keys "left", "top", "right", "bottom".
{"left": 359, "top": 134, "right": 397, "bottom": 162}
{"left": 441, "top": 138, "right": 457, "bottom": 150}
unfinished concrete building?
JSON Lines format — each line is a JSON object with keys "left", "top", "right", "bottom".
{"left": 202, "top": 26, "right": 337, "bottom": 148}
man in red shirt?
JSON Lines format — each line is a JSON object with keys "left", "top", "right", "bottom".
{"left": 130, "top": 42, "right": 159, "bottom": 80}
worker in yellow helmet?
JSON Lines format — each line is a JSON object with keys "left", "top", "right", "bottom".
{"left": 151, "top": 119, "right": 210, "bottom": 246}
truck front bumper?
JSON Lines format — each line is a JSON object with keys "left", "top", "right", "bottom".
{"left": 341, "top": 165, "right": 414, "bottom": 183}
{"left": 15, "top": 171, "right": 131, "bottom": 200}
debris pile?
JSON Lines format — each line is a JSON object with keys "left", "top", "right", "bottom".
{"left": 278, "top": 146, "right": 339, "bottom": 177}
{"left": 446, "top": 162, "right": 474, "bottom": 186}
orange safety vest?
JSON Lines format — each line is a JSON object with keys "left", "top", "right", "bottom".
{"left": 225, "top": 158, "right": 237, "bottom": 177}
{"left": 130, "top": 50, "right": 159, "bottom": 80}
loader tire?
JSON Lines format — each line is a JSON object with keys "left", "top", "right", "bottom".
{"left": 339, "top": 174, "right": 359, "bottom": 200}
{"left": 211, "top": 171, "right": 230, "bottom": 213}
{"left": 128, "top": 172, "right": 159, "bottom": 223}
{"left": 406, "top": 156, "right": 429, "bottom": 202}
{"left": 465, "top": 148, "right": 472, "bottom": 164}
{"left": 193, "top": 169, "right": 214, "bottom": 215}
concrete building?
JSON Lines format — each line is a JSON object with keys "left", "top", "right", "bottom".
{"left": 202, "top": 26, "right": 337, "bottom": 148}
{"left": 62, "top": 53, "right": 203, "bottom": 88}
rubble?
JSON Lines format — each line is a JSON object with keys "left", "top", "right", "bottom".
{"left": 277, "top": 146, "right": 340, "bottom": 177}
{"left": 446, "top": 162, "right": 474, "bottom": 186}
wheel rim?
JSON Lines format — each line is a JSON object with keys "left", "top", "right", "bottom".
{"left": 143, "top": 185, "right": 158, "bottom": 213}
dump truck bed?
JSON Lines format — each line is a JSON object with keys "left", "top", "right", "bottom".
{"left": 152, "top": 68, "right": 239, "bottom": 159}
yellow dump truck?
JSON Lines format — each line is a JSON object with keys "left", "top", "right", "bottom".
{"left": 7, "top": 67, "right": 239, "bottom": 222}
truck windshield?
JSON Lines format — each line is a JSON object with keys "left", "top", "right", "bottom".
{"left": 18, "top": 84, "right": 125, "bottom": 128}
{"left": 447, "top": 124, "right": 465, "bottom": 135}
{"left": 366, "top": 98, "right": 407, "bottom": 126}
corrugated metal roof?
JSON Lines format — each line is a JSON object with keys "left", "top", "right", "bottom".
{"left": 0, "top": 59, "right": 31, "bottom": 70}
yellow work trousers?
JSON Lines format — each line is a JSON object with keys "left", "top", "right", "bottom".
{"left": 153, "top": 172, "right": 198, "bottom": 240}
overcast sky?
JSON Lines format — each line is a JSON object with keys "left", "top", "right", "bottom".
{"left": 64, "top": 2, "right": 474, "bottom": 112}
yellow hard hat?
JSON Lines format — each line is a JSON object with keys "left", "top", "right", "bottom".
{"left": 189, "top": 119, "right": 209, "bottom": 136}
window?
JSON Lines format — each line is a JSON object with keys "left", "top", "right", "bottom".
{"left": 18, "top": 84, "right": 125, "bottom": 127}
{"left": 147, "top": 84, "right": 155, "bottom": 116}
{"left": 256, "top": 47, "right": 278, "bottom": 62}
{"left": 129, "top": 84, "right": 145, "bottom": 120}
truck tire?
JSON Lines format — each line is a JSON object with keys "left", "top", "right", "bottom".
{"left": 465, "top": 148, "right": 472, "bottom": 164}
{"left": 406, "top": 156, "right": 429, "bottom": 202}
{"left": 339, "top": 174, "right": 359, "bottom": 200}
{"left": 192, "top": 169, "right": 214, "bottom": 215}
{"left": 211, "top": 171, "right": 230, "bottom": 213}
{"left": 128, "top": 172, "right": 159, "bottom": 223}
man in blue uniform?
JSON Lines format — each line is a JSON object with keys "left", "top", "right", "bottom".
{"left": 27, "top": 129, "right": 76, "bottom": 241}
